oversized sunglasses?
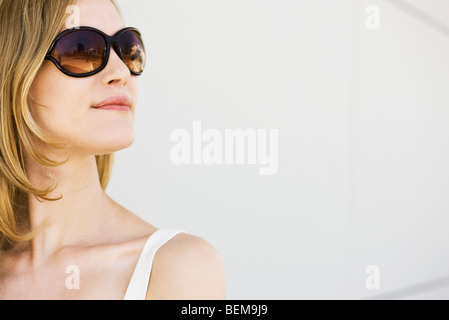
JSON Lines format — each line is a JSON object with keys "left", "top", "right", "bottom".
{"left": 45, "top": 26, "right": 146, "bottom": 78}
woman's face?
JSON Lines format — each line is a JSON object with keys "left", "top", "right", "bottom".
{"left": 29, "top": 0, "right": 139, "bottom": 157}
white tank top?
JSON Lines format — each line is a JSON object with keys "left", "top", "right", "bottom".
{"left": 123, "top": 229, "right": 185, "bottom": 300}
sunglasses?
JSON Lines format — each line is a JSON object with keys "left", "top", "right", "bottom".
{"left": 45, "top": 26, "right": 146, "bottom": 78}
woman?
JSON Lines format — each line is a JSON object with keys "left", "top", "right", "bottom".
{"left": 0, "top": 0, "right": 225, "bottom": 299}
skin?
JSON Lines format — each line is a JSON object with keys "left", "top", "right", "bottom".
{"left": 0, "top": 0, "right": 225, "bottom": 300}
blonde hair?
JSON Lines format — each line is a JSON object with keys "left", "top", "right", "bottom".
{"left": 0, "top": 0, "right": 117, "bottom": 248}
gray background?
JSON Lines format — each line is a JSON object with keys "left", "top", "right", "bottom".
{"left": 109, "top": 0, "right": 449, "bottom": 299}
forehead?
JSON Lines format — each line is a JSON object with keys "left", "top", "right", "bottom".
{"left": 70, "top": 0, "right": 125, "bottom": 35}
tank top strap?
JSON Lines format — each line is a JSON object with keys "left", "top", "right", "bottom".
{"left": 123, "top": 229, "right": 185, "bottom": 300}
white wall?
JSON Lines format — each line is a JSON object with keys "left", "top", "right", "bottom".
{"left": 109, "top": 0, "right": 449, "bottom": 299}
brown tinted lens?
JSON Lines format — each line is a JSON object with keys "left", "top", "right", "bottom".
{"left": 118, "top": 30, "right": 146, "bottom": 73}
{"left": 51, "top": 31, "right": 106, "bottom": 74}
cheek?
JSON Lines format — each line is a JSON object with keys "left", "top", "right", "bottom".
{"left": 28, "top": 63, "right": 136, "bottom": 154}
{"left": 29, "top": 62, "right": 92, "bottom": 138}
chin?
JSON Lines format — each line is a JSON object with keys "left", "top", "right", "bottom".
{"left": 106, "top": 136, "right": 135, "bottom": 153}
{"left": 85, "top": 131, "right": 135, "bottom": 155}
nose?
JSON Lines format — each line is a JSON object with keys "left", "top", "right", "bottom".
{"left": 100, "top": 44, "right": 131, "bottom": 86}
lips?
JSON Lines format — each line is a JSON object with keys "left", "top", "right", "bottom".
{"left": 92, "top": 95, "right": 132, "bottom": 111}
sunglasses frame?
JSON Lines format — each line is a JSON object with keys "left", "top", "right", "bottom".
{"left": 45, "top": 26, "right": 145, "bottom": 78}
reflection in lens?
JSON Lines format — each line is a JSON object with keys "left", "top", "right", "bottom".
{"left": 52, "top": 31, "right": 106, "bottom": 74}
{"left": 119, "top": 30, "right": 146, "bottom": 74}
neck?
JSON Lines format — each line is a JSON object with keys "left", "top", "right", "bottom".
{"left": 17, "top": 152, "right": 117, "bottom": 262}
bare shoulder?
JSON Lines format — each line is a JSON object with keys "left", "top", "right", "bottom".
{"left": 146, "top": 233, "right": 226, "bottom": 300}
